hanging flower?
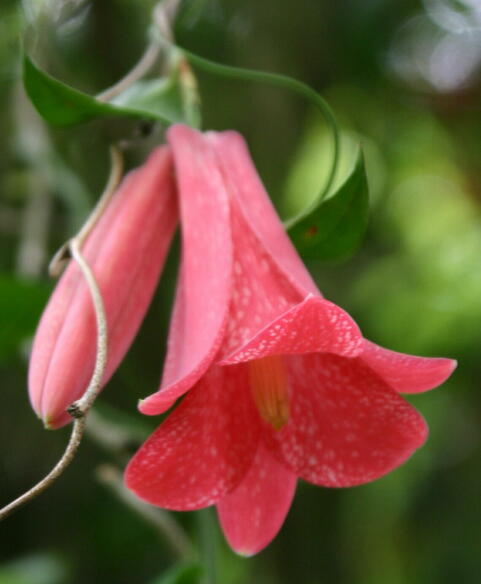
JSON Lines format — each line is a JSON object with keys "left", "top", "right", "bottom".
{"left": 125, "top": 125, "right": 456, "bottom": 555}
{"left": 28, "top": 147, "right": 177, "bottom": 429}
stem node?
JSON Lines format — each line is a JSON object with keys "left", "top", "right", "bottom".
{"left": 66, "top": 402, "right": 85, "bottom": 419}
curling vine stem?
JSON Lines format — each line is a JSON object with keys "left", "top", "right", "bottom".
{"left": 0, "top": 417, "right": 87, "bottom": 521}
{"left": 0, "top": 149, "right": 117, "bottom": 521}
{"left": 96, "top": 42, "right": 162, "bottom": 103}
{"left": 49, "top": 146, "right": 123, "bottom": 278}
{"left": 169, "top": 48, "right": 340, "bottom": 227}
{"left": 0, "top": 237, "right": 107, "bottom": 521}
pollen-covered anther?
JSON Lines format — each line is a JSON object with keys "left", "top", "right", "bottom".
{"left": 248, "top": 355, "right": 290, "bottom": 430}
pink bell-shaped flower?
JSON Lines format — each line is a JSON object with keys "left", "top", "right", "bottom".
{"left": 125, "top": 125, "right": 456, "bottom": 556}
{"left": 28, "top": 147, "right": 177, "bottom": 429}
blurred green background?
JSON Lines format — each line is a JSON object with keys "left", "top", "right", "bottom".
{"left": 1, "top": 0, "right": 480, "bottom": 582}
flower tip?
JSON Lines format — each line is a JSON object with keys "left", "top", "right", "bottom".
{"left": 137, "top": 395, "right": 174, "bottom": 416}
{"left": 32, "top": 409, "right": 50, "bottom": 430}
{"left": 137, "top": 397, "right": 153, "bottom": 414}
{"left": 447, "top": 358, "right": 458, "bottom": 374}
{"left": 233, "top": 548, "right": 257, "bottom": 558}
{"left": 229, "top": 540, "right": 272, "bottom": 557}
{"left": 41, "top": 409, "right": 72, "bottom": 430}
{"left": 43, "top": 418, "right": 55, "bottom": 430}
{"left": 429, "top": 357, "right": 458, "bottom": 388}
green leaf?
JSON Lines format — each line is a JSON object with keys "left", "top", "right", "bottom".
{"left": 149, "top": 563, "right": 203, "bottom": 584}
{"left": 287, "top": 149, "right": 369, "bottom": 261}
{"left": 109, "top": 76, "right": 186, "bottom": 125}
{"left": 0, "top": 275, "right": 51, "bottom": 363}
{"left": 23, "top": 55, "right": 187, "bottom": 126}
{"left": 23, "top": 55, "right": 116, "bottom": 125}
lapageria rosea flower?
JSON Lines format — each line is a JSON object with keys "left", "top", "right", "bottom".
{"left": 28, "top": 147, "right": 177, "bottom": 429}
{"left": 125, "top": 125, "right": 456, "bottom": 555}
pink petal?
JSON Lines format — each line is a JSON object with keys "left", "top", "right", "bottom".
{"left": 221, "top": 294, "right": 363, "bottom": 365}
{"left": 361, "top": 340, "right": 457, "bottom": 394}
{"left": 139, "top": 126, "right": 232, "bottom": 416}
{"left": 266, "top": 353, "right": 429, "bottom": 487}
{"left": 208, "top": 130, "right": 320, "bottom": 296}
{"left": 217, "top": 442, "right": 297, "bottom": 556}
{"left": 216, "top": 197, "right": 308, "bottom": 360}
{"left": 125, "top": 364, "right": 260, "bottom": 510}
{"left": 29, "top": 148, "right": 177, "bottom": 428}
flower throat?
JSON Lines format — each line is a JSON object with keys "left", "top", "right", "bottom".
{"left": 248, "top": 355, "right": 289, "bottom": 430}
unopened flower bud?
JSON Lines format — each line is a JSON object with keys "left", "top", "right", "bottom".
{"left": 29, "top": 147, "right": 177, "bottom": 428}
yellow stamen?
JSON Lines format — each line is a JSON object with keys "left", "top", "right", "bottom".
{"left": 248, "top": 355, "right": 289, "bottom": 430}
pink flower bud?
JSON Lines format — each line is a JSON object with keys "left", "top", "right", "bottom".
{"left": 28, "top": 147, "right": 177, "bottom": 428}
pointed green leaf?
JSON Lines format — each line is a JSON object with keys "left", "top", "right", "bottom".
{"left": 149, "top": 563, "right": 203, "bottom": 584}
{"left": 23, "top": 55, "right": 117, "bottom": 125}
{"left": 23, "top": 55, "right": 187, "bottom": 126}
{"left": 287, "top": 149, "right": 369, "bottom": 261}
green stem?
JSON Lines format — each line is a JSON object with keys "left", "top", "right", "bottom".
{"left": 197, "top": 508, "right": 218, "bottom": 584}
{"left": 179, "top": 48, "right": 340, "bottom": 225}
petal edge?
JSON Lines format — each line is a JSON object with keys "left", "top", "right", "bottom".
{"left": 361, "top": 340, "right": 457, "bottom": 394}
{"left": 217, "top": 442, "right": 297, "bottom": 556}
{"left": 220, "top": 295, "right": 363, "bottom": 365}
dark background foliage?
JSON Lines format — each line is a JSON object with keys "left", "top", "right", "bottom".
{"left": 1, "top": 0, "right": 480, "bottom": 582}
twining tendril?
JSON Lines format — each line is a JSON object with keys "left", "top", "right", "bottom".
{"left": 0, "top": 239, "right": 106, "bottom": 521}
{"left": 0, "top": 417, "right": 87, "bottom": 521}
{"left": 0, "top": 147, "right": 120, "bottom": 522}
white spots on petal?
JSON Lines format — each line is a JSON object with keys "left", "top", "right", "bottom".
{"left": 126, "top": 365, "right": 260, "bottom": 510}
{"left": 264, "top": 353, "right": 426, "bottom": 488}
{"left": 218, "top": 203, "right": 303, "bottom": 359}
{"left": 223, "top": 296, "right": 363, "bottom": 366}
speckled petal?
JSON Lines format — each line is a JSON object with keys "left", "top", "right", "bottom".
{"left": 125, "top": 364, "right": 261, "bottom": 510}
{"left": 208, "top": 130, "right": 319, "bottom": 296}
{"left": 217, "top": 441, "right": 297, "bottom": 556}
{"left": 361, "top": 340, "right": 457, "bottom": 394}
{"left": 266, "top": 353, "right": 428, "bottom": 487}
{"left": 29, "top": 147, "right": 177, "bottom": 428}
{"left": 221, "top": 294, "right": 363, "bottom": 365}
{"left": 139, "top": 126, "right": 232, "bottom": 416}
{"left": 216, "top": 197, "right": 308, "bottom": 360}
